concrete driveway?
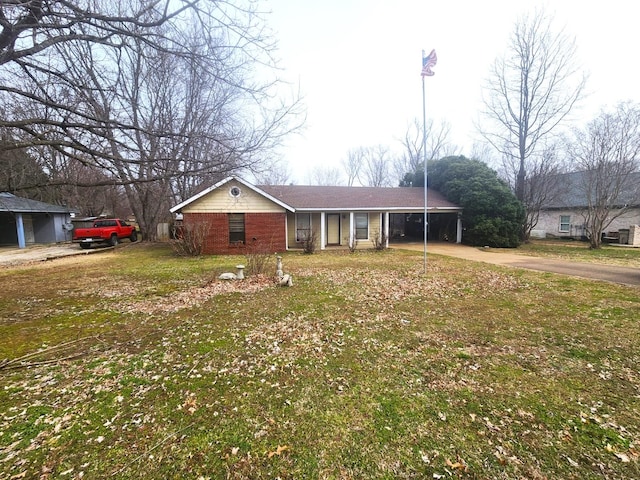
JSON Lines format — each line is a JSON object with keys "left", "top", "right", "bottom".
{"left": 0, "top": 243, "right": 108, "bottom": 267}
{"left": 394, "top": 242, "right": 640, "bottom": 287}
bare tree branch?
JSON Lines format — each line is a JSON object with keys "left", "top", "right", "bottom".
{"left": 568, "top": 102, "right": 640, "bottom": 248}
{"left": 0, "top": 0, "right": 304, "bottom": 239}
{"left": 478, "top": 9, "right": 586, "bottom": 207}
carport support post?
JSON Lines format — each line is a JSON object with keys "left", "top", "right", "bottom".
{"left": 384, "top": 212, "right": 389, "bottom": 248}
{"left": 16, "top": 213, "right": 26, "bottom": 249}
{"left": 456, "top": 213, "right": 462, "bottom": 243}
{"left": 349, "top": 211, "right": 355, "bottom": 249}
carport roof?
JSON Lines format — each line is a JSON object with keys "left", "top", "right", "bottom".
{"left": 0, "top": 192, "right": 71, "bottom": 214}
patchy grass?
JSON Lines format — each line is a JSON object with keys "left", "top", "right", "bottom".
{"left": 516, "top": 239, "right": 640, "bottom": 267}
{"left": 1, "top": 243, "right": 639, "bottom": 479}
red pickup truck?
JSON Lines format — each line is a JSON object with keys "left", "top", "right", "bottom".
{"left": 73, "top": 219, "right": 138, "bottom": 249}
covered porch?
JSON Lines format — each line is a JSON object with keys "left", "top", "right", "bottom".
{"left": 285, "top": 209, "right": 462, "bottom": 251}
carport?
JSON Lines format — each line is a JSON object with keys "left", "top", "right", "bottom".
{"left": 389, "top": 211, "right": 461, "bottom": 243}
{"left": 0, "top": 192, "right": 73, "bottom": 248}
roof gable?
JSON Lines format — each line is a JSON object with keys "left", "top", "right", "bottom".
{"left": 170, "top": 176, "right": 295, "bottom": 213}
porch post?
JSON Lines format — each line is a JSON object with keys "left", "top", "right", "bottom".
{"left": 349, "top": 211, "right": 354, "bottom": 248}
{"left": 320, "top": 212, "right": 326, "bottom": 250}
{"left": 384, "top": 212, "right": 390, "bottom": 248}
{"left": 284, "top": 214, "right": 289, "bottom": 251}
{"left": 16, "top": 213, "right": 26, "bottom": 249}
{"left": 456, "top": 212, "right": 462, "bottom": 244}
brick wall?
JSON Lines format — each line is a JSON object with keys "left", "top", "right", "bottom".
{"left": 183, "top": 212, "right": 286, "bottom": 255}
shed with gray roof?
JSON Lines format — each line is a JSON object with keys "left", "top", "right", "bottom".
{"left": 0, "top": 193, "right": 73, "bottom": 248}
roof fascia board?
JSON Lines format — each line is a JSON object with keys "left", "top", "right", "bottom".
{"left": 295, "top": 207, "right": 462, "bottom": 212}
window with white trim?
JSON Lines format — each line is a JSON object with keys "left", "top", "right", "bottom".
{"left": 355, "top": 213, "right": 369, "bottom": 240}
{"left": 559, "top": 215, "right": 570, "bottom": 233}
{"left": 296, "top": 213, "right": 311, "bottom": 242}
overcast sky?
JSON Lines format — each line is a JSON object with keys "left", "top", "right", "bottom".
{"left": 262, "top": 0, "right": 640, "bottom": 184}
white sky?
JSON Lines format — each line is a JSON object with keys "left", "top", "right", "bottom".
{"left": 263, "top": 0, "right": 640, "bottom": 184}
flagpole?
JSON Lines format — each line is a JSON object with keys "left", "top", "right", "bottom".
{"left": 420, "top": 48, "right": 436, "bottom": 274}
{"left": 422, "top": 51, "right": 428, "bottom": 274}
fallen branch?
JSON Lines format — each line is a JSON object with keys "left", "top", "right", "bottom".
{"left": 1, "top": 353, "right": 88, "bottom": 371}
{"left": 0, "top": 336, "right": 100, "bottom": 371}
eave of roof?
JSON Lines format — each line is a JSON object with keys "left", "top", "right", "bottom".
{"left": 0, "top": 192, "right": 71, "bottom": 214}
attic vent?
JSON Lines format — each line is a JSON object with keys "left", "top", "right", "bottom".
{"left": 229, "top": 186, "right": 241, "bottom": 198}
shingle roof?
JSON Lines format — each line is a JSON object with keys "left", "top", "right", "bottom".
{"left": 543, "top": 171, "right": 640, "bottom": 209}
{"left": 0, "top": 192, "right": 71, "bottom": 214}
{"left": 258, "top": 184, "right": 460, "bottom": 211}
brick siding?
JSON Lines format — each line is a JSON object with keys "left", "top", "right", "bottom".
{"left": 183, "top": 212, "right": 286, "bottom": 255}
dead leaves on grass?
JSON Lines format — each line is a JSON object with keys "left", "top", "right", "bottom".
{"left": 267, "top": 445, "right": 290, "bottom": 458}
{"left": 117, "top": 275, "right": 274, "bottom": 314}
{"left": 2, "top": 254, "right": 639, "bottom": 478}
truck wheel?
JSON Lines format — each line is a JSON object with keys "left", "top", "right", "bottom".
{"left": 80, "top": 243, "right": 91, "bottom": 250}
{"left": 109, "top": 234, "right": 119, "bottom": 247}
{"left": 130, "top": 231, "right": 138, "bottom": 242}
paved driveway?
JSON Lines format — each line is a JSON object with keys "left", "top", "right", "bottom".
{"left": 0, "top": 243, "right": 106, "bottom": 267}
{"left": 393, "top": 242, "right": 640, "bottom": 287}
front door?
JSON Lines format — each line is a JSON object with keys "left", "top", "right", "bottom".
{"left": 327, "top": 214, "right": 340, "bottom": 245}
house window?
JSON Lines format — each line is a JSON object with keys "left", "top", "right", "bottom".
{"left": 296, "top": 213, "right": 311, "bottom": 242}
{"left": 229, "top": 213, "right": 245, "bottom": 243}
{"left": 355, "top": 213, "right": 369, "bottom": 240}
{"left": 559, "top": 215, "right": 570, "bottom": 233}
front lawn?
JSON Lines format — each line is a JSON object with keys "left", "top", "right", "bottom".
{"left": 1, "top": 244, "right": 638, "bottom": 479}
{"left": 516, "top": 239, "right": 640, "bottom": 267}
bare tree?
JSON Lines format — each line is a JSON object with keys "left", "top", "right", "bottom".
{"left": 0, "top": 131, "right": 49, "bottom": 200}
{"left": 569, "top": 102, "right": 640, "bottom": 248}
{"left": 0, "top": 1, "right": 200, "bottom": 65}
{"left": 521, "top": 144, "right": 566, "bottom": 239}
{"left": 360, "top": 145, "right": 392, "bottom": 187}
{"left": 0, "top": 1, "right": 303, "bottom": 240}
{"left": 479, "top": 9, "right": 586, "bottom": 204}
{"left": 394, "top": 118, "right": 458, "bottom": 185}
{"left": 253, "top": 160, "right": 292, "bottom": 186}
{"left": 342, "top": 148, "right": 364, "bottom": 187}
{"left": 306, "top": 166, "right": 343, "bottom": 186}
{"left": 469, "top": 141, "right": 497, "bottom": 165}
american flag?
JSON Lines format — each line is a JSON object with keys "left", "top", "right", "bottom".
{"left": 421, "top": 49, "right": 437, "bottom": 77}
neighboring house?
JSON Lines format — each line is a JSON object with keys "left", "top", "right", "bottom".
{"left": 0, "top": 192, "right": 73, "bottom": 248}
{"left": 535, "top": 171, "right": 640, "bottom": 242}
{"left": 170, "top": 176, "right": 463, "bottom": 255}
